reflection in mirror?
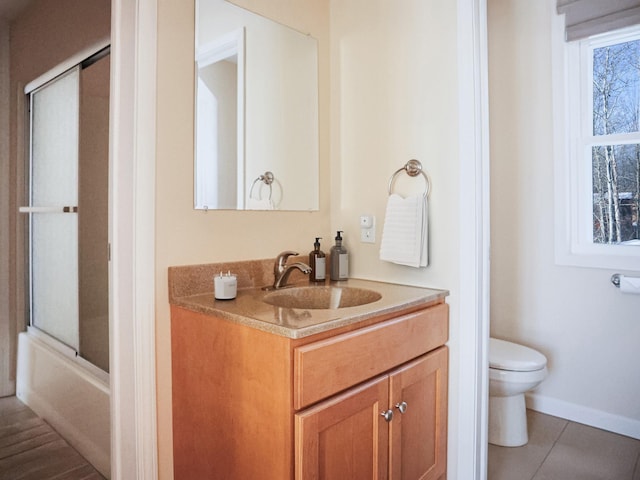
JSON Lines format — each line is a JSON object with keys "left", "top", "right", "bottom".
{"left": 195, "top": 28, "right": 244, "bottom": 210}
{"left": 195, "top": 0, "right": 319, "bottom": 211}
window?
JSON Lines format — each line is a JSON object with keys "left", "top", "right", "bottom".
{"left": 589, "top": 34, "right": 640, "bottom": 246}
{"left": 554, "top": 23, "right": 640, "bottom": 270}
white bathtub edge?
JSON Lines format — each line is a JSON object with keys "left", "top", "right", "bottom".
{"left": 16, "top": 331, "right": 111, "bottom": 477}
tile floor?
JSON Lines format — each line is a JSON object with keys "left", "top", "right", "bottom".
{"left": 488, "top": 409, "right": 640, "bottom": 480}
{"left": 0, "top": 396, "right": 104, "bottom": 479}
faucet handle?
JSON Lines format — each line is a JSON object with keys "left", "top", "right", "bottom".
{"left": 275, "top": 250, "right": 298, "bottom": 273}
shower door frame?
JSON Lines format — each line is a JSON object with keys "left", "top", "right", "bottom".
{"left": 21, "top": 41, "right": 111, "bottom": 376}
{"left": 24, "top": 66, "right": 81, "bottom": 355}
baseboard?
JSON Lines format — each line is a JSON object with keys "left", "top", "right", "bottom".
{"left": 526, "top": 393, "right": 640, "bottom": 440}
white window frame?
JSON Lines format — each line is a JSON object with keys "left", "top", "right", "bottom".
{"left": 553, "top": 18, "right": 640, "bottom": 272}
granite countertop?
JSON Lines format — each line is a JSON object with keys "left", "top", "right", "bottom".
{"left": 170, "top": 267, "right": 448, "bottom": 339}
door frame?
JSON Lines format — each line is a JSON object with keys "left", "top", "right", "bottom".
{"left": 456, "top": 0, "right": 490, "bottom": 478}
{"left": 109, "top": 0, "right": 158, "bottom": 477}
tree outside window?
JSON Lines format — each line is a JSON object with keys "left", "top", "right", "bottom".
{"left": 591, "top": 38, "right": 640, "bottom": 245}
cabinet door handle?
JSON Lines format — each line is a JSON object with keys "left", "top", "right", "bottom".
{"left": 380, "top": 409, "right": 394, "bottom": 422}
{"left": 395, "top": 401, "right": 408, "bottom": 414}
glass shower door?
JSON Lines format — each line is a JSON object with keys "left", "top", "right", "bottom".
{"left": 26, "top": 68, "right": 80, "bottom": 351}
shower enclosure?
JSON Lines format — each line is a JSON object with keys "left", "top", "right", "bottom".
{"left": 16, "top": 43, "right": 111, "bottom": 477}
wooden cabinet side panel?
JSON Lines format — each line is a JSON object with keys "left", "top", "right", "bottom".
{"left": 171, "top": 306, "right": 294, "bottom": 480}
{"left": 294, "top": 303, "right": 449, "bottom": 410}
{"left": 389, "top": 346, "right": 448, "bottom": 480}
{"left": 295, "top": 376, "right": 390, "bottom": 480}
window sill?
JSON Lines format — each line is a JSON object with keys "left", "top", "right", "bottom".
{"left": 555, "top": 242, "right": 640, "bottom": 272}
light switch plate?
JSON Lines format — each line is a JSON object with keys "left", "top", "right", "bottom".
{"left": 360, "top": 215, "right": 375, "bottom": 243}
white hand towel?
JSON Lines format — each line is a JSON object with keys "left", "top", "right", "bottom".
{"left": 379, "top": 193, "right": 428, "bottom": 268}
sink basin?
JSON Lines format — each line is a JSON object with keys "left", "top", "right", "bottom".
{"left": 262, "top": 286, "right": 382, "bottom": 310}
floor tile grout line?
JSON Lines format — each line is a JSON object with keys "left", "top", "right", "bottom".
{"left": 528, "top": 419, "right": 571, "bottom": 480}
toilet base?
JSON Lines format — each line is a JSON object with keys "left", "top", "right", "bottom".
{"left": 488, "top": 393, "right": 528, "bottom": 447}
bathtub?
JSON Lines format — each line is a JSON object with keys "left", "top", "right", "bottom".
{"left": 16, "top": 329, "right": 111, "bottom": 478}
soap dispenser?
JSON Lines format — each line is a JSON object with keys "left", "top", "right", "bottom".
{"left": 330, "top": 230, "right": 349, "bottom": 281}
{"left": 309, "top": 237, "right": 326, "bottom": 282}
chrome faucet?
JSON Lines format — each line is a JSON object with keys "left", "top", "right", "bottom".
{"left": 272, "top": 251, "right": 311, "bottom": 289}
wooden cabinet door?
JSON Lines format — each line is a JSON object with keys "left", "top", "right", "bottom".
{"left": 295, "top": 376, "right": 390, "bottom": 480}
{"left": 388, "top": 347, "right": 448, "bottom": 480}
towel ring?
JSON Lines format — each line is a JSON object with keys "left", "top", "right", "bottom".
{"left": 388, "top": 159, "right": 431, "bottom": 198}
{"left": 249, "top": 171, "right": 274, "bottom": 200}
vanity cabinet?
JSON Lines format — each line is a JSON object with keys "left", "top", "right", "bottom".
{"left": 171, "top": 299, "right": 448, "bottom": 480}
{"left": 296, "top": 347, "right": 447, "bottom": 480}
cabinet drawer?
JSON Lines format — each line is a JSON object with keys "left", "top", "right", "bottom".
{"left": 293, "top": 303, "right": 448, "bottom": 410}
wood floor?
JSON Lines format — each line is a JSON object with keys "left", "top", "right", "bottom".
{"left": 0, "top": 396, "right": 105, "bottom": 480}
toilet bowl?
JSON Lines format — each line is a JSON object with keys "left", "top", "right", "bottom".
{"left": 489, "top": 337, "right": 547, "bottom": 447}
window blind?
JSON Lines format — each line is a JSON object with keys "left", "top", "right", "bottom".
{"left": 557, "top": 0, "right": 640, "bottom": 41}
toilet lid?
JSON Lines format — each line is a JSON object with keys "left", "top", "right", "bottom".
{"left": 489, "top": 338, "right": 547, "bottom": 372}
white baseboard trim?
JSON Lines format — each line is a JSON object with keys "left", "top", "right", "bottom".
{"left": 526, "top": 393, "right": 640, "bottom": 440}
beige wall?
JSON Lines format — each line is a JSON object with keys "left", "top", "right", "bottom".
{"left": 328, "top": 0, "right": 460, "bottom": 291}
{"left": 488, "top": 0, "right": 640, "bottom": 432}
{"left": 155, "top": 0, "right": 330, "bottom": 477}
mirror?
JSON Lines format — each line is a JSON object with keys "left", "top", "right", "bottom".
{"left": 195, "top": 0, "right": 319, "bottom": 211}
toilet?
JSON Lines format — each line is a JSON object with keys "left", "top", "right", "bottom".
{"left": 489, "top": 337, "right": 548, "bottom": 447}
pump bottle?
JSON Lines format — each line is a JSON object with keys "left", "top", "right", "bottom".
{"left": 330, "top": 231, "right": 349, "bottom": 281}
{"left": 309, "top": 237, "right": 326, "bottom": 282}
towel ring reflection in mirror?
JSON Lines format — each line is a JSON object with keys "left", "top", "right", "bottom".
{"left": 250, "top": 171, "right": 275, "bottom": 200}
{"left": 387, "top": 159, "right": 431, "bottom": 198}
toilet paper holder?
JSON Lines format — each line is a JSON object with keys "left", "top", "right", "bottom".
{"left": 611, "top": 274, "right": 621, "bottom": 287}
{"left": 611, "top": 273, "right": 640, "bottom": 294}
{"left": 610, "top": 273, "right": 640, "bottom": 288}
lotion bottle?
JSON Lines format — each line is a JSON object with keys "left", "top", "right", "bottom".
{"left": 330, "top": 230, "right": 349, "bottom": 281}
{"left": 309, "top": 237, "right": 326, "bottom": 282}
